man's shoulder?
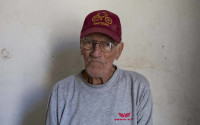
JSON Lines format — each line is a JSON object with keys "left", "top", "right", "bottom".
{"left": 51, "top": 74, "right": 79, "bottom": 92}
{"left": 119, "top": 68, "right": 147, "bottom": 80}
{"left": 118, "top": 68, "right": 150, "bottom": 87}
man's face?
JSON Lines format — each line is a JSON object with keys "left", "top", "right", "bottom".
{"left": 80, "top": 33, "right": 123, "bottom": 78}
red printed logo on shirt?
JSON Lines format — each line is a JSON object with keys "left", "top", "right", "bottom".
{"left": 114, "top": 112, "right": 134, "bottom": 121}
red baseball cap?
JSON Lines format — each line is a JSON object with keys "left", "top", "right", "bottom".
{"left": 80, "top": 10, "right": 122, "bottom": 43}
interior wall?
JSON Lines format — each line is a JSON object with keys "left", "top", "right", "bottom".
{"left": 0, "top": 0, "right": 199, "bottom": 125}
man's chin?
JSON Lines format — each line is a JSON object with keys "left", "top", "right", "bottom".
{"left": 86, "top": 68, "right": 104, "bottom": 78}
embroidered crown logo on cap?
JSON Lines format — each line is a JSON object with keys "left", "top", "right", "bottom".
{"left": 80, "top": 10, "right": 122, "bottom": 43}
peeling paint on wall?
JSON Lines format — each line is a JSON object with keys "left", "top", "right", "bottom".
{"left": 1, "top": 48, "right": 11, "bottom": 59}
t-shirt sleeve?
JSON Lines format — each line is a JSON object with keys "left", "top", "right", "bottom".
{"left": 45, "top": 87, "right": 58, "bottom": 125}
{"left": 136, "top": 77, "right": 153, "bottom": 125}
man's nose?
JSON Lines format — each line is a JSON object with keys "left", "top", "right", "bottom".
{"left": 90, "top": 43, "right": 102, "bottom": 57}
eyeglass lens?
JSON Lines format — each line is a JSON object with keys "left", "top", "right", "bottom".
{"left": 81, "top": 40, "right": 116, "bottom": 52}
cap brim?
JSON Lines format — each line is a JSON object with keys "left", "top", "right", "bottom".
{"left": 80, "top": 27, "right": 121, "bottom": 43}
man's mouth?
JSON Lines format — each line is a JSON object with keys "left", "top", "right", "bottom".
{"left": 89, "top": 61, "right": 103, "bottom": 64}
{"left": 88, "top": 59, "right": 104, "bottom": 64}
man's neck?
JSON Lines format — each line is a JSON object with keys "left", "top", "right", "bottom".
{"left": 81, "top": 66, "right": 116, "bottom": 85}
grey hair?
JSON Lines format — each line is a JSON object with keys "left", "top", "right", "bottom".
{"left": 80, "top": 37, "right": 86, "bottom": 42}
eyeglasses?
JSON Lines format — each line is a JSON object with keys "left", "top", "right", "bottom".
{"left": 81, "top": 39, "right": 117, "bottom": 53}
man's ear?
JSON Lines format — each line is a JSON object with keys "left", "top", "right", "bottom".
{"left": 80, "top": 41, "right": 83, "bottom": 55}
{"left": 116, "top": 42, "right": 124, "bottom": 60}
{"left": 80, "top": 48, "right": 84, "bottom": 56}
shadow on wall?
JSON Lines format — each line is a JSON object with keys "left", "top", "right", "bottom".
{"left": 22, "top": 18, "right": 83, "bottom": 125}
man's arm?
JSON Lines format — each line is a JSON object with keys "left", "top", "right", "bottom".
{"left": 136, "top": 78, "right": 153, "bottom": 125}
{"left": 45, "top": 89, "right": 58, "bottom": 125}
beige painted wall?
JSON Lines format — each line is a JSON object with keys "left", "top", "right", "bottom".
{"left": 0, "top": 0, "right": 200, "bottom": 125}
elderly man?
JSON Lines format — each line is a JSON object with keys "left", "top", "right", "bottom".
{"left": 46, "top": 10, "right": 153, "bottom": 125}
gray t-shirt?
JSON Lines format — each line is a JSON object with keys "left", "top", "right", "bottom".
{"left": 46, "top": 68, "right": 153, "bottom": 125}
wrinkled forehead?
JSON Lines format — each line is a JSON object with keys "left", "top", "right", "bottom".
{"left": 82, "top": 33, "right": 114, "bottom": 41}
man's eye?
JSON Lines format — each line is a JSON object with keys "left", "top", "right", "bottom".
{"left": 86, "top": 41, "right": 93, "bottom": 44}
{"left": 105, "top": 42, "right": 112, "bottom": 47}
